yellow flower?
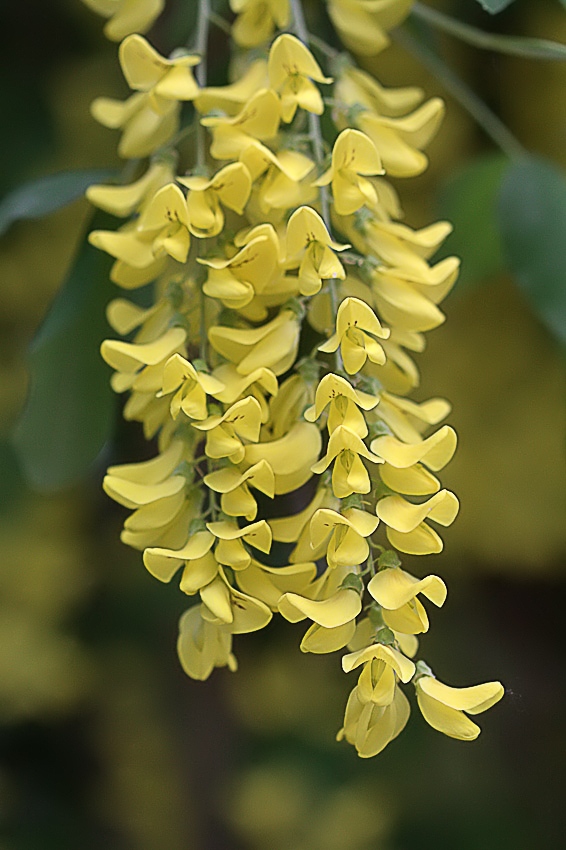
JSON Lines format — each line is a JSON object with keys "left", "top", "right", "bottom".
{"left": 304, "top": 372, "right": 379, "bottom": 438}
{"left": 337, "top": 682, "right": 410, "bottom": 758}
{"left": 311, "top": 424, "right": 383, "bottom": 498}
{"left": 200, "top": 224, "right": 280, "bottom": 308}
{"left": 91, "top": 91, "right": 179, "bottom": 159}
{"left": 207, "top": 520, "right": 273, "bottom": 571}
{"left": 193, "top": 396, "right": 263, "bottom": 463}
{"left": 160, "top": 354, "right": 225, "bottom": 420}
{"left": 204, "top": 460, "right": 275, "bottom": 521}
{"left": 310, "top": 507, "right": 379, "bottom": 570}
{"left": 81, "top": 0, "right": 165, "bottom": 42}
{"left": 244, "top": 421, "right": 322, "bottom": 495}
{"left": 144, "top": 531, "right": 216, "bottom": 586}
{"left": 268, "top": 34, "right": 332, "bottom": 122}
{"left": 243, "top": 148, "right": 316, "bottom": 215}
{"left": 201, "top": 569, "right": 273, "bottom": 633}
{"left": 285, "top": 206, "right": 348, "bottom": 296}
{"left": 178, "top": 162, "right": 252, "bottom": 238}
{"left": 137, "top": 183, "right": 192, "bottom": 263}
{"left": 368, "top": 567, "right": 447, "bottom": 634}
{"left": 208, "top": 309, "right": 300, "bottom": 377}
{"left": 279, "top": 587, "right": 362, "bottom": 630}
{"left": 376, "top": 490, "right": 459, "bottom": 555}
{"left": 416, "top": 675, "right": 504, "bottom": 740}
{"left": 177, "top": 605, "right": 236, "bottom": 681}
{"left": 230, "top": 0, "right": 290, "bottom": 48}
{"left": 100, "top": 326, "right": 187, "bottom": 393}
{"left": 318, "top": 297, "right": 390, "bottom": 375}
{"left": 195, "top": 59, "right": 268, "bottom": 115}
{"left": 119, "top": 35, "right": 199, "bottom": 112}
{"left": 203, "top": 89, "right": 281, "bottom": 162}
{"left": 315, "top": 129, "right": 384, "bottom": 215}
{"left": 86, "top": 161, "right": 173, "bottom": 217}
{"left": 334, "top": 65, "right": 423, "bottom": 119}
{"left": 212, "top": 364, "right": 279, "bottom": 422}
{"left": 236, "top": 559, "right": 317, "bottom": 611}
{"left": 372, "top": 425, "right": 457, "bottom": 496}
{"left": 327, "top": 0, "right": 413, "bottom": 56}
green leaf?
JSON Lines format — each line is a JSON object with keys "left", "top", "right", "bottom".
{"left": 412, "top": 3, "right": 566, "bottom": 61}
{"left": 497, "top": 156, "right": 566, "bottom": 344}
{"left": 475, "top": 0, "right": 516, "bottom": 13}
{"left": 0, "top": 169, "right": 114, "bottom": 237}
{"left": 12, "top": 212, "right": 118, "bottom": 490}
{"left": 436, "top": 153, "right": 509, "bottom": 291}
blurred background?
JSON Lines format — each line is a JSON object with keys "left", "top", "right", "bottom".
{"left": 0, "top": 0, "right": 564, "bottom": 848}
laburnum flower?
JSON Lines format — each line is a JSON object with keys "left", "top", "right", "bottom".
{"left": 416, "top": 675, "right": 504, "bottom": 740}
{"left": 243, "top": 148, "right": 316, "bottom": 217}
{"left": 177, "top": 162, "right": 252, "bottom": 238}
{"left": 81, "top": 0, "right": 165, "bottom": 42}
{"left": 311, "top": 424, "right": 383, "bottom": 498}
{"left": 211, "top": 365, "right": 279, "bottom": 422}
{"left": 285, "top": 206, "right": 349, "bottom": 296}
{"left": 103, "top": 439, "right": 197, "bottom": 551}
{"left": 334, "top": 65, "right": 424, "bottom": 120}
{"left": 304, "top": 372, "right": 380, "bottom": 438}
{"left": 193, "top": 396, "right": 263, "bottom": 463}
{"left": 160, "top": 354, "right": 225, "bottom": 420}
{"left": 86, "top": 161, "right": 173, "bottom": 217}
{"left": 376, "top": 391, "right": 451, "bottom": 444}
{"left": 90, "top": 183, "right": 191, "bottom": 266}
{"left": 119, "top": 35, "right": 199, "bottom": 112}
{"left": 279, "top": 586, "right": 363, "bottom": 634}
{"left": 310, "top": 507, "right": 379, "bottom": 570}
{"left": 195, "top": 59, "right": 268, "bottom": 115}
{"left": 208, "top": 310, "right": 300, "bottom": 377}
{"left": 236, "top": 559, "right": 317, "bottom": 611}
{"left": 204, "top": 460, "right": 275, "bottom": 521}
{"left": 100, "top": 326, "right": 187, "bottom": 394}
{"left": 200, "top": 223, "right": 280, "bottom": 308}
{"left": 177, "top": 605, "right": 237, "bottom": 680}
{"left": 376, "top": 489, "right": 459, "bottom": 555}
{"left": 144, "top": 529, "right": 218, "bottom": 589}
{"left": 371, "top": 425, "right": 457, "bottom": 496}
{"left": 327, "top": 0, "right": 413, "bottom": 56}
{"left": 318, "top": 297, "right": 390, "bottom": 374}
{"left": 368, "top": 567, "right": 447, "bottom": 634}
{"left": 91, "top": 91, "right": 179, "bottom": 159}
{"left": 230, "top": 0, "right": 290, "bottom": 48}
{"left": 339, "top": 639, "right": 416, "bottom": 757}
{"left": 244, "top": 421, "right": 322, "bottom": 494}
{"left": 315, "top": 129, "right": 384, "bottom": 215}
{"left": 200, "top": 568, "right": 273, "bottom": 632}
{"left": 203, "top": 89, "right": 281, "bottom": 162}
{"left": 268, "top": 34, "right": 332, "bottom": 122}
{"left": 207, "top": 519, "right": 273, "bottom": 570}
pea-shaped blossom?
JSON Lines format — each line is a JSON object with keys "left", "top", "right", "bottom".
{"left": 285, "top": 206, "right": 349, "bottom": 296}
{"left": 314, "top": 129, "right": 383, "bottom": 215}
{"left": 161, "top": 354, "right": 225, "bottom": 421}
{"left": 203, "top": 89, "right": 281, "bottom": 162}
{"left": 319, "top": 297, "right": 390, "bottom": 374}
{"left": 327, "top": 0, "right": 413, "bottom": 56}
{"left": 178, "top": 162, "right": 252, "bottom": 238}
{"left": 368, "top": 567, "right": 447, "bottom": 635}
{"left": 204, "top": 460, "right": 275, "bottom": 521}
{"left": 416, "top": 676, "right": 504, "bottom": 741}
{"left": 81, "top": 0, "right": 165, "bottom": 42}
{"left": 311, "top": 425, "right": 383, "bottom": 498}
{"left": 119, "top": 35, "right": 199, "bottom": 111}
{"left": 193, "top": 396, "right": 263, "bottom": 463}
{"left": 230, "top": 0, "right": 290, "bottom": 48}
{"left": 304, "top": 372, "right": 379, "bottom": 438}
{"left": 337, "top": 682, "right": 410, "bottom": 758}
{"left": 310, "top": 508, "right": 379, "bottom": 570}
{"left": 268, "top": 34, "right": 332, "bottom": 122}
{"left": 208, "top": 310, "right": 300, "bottom": 377}
{"left": 376, "top": 489, "right": 459, "bottom": 555}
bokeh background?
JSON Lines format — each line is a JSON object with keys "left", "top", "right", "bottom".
{"left": 0, "top": 0, "right": 564, "bottom": 847}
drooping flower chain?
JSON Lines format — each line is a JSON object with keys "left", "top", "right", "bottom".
{"left": 84, "top": 0, "right": 503, "bottom": 757}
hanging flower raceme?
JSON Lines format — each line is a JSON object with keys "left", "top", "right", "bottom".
{"left": 85, "top": 0, "right": 503, "bottom": 760}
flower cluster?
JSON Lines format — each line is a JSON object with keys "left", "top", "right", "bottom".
{"left": 84, "top": 0, "right": 503, "bottom": 757}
